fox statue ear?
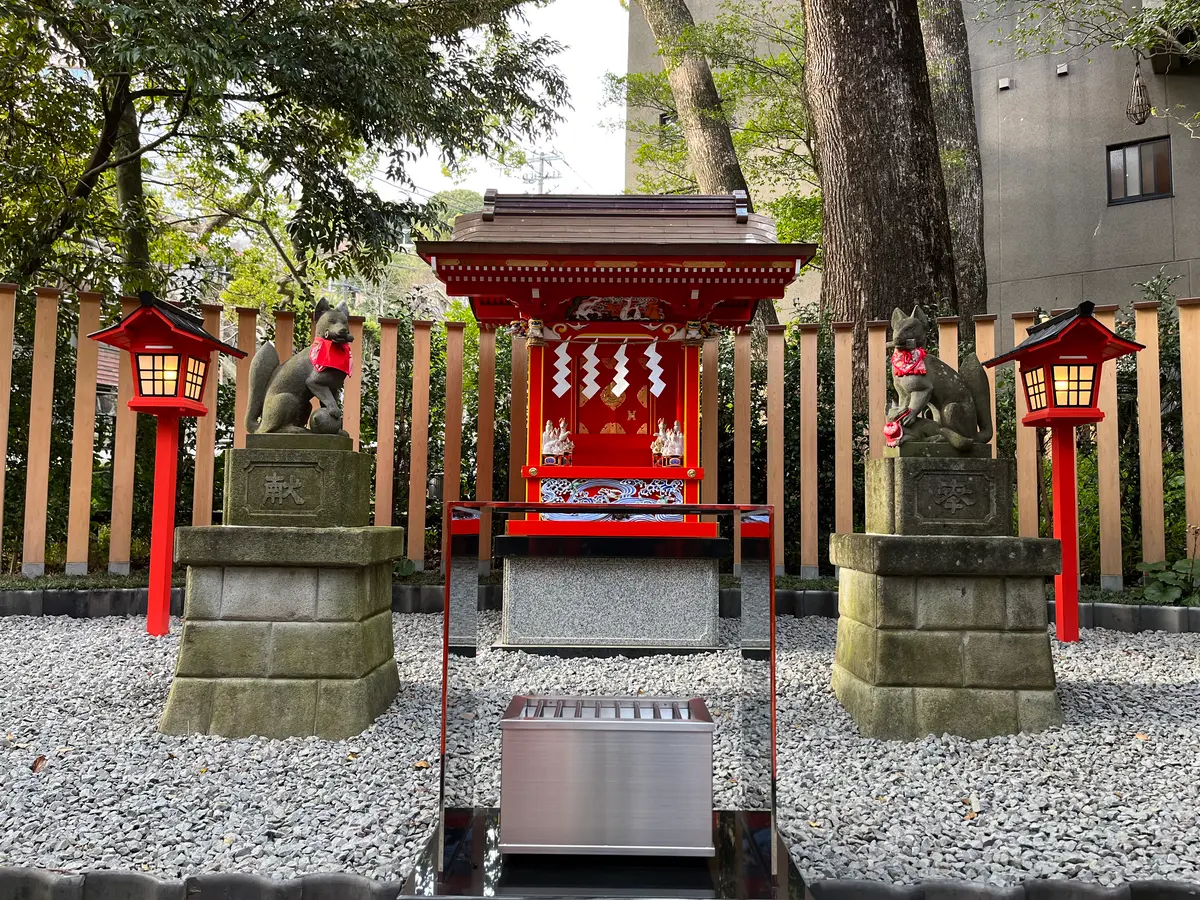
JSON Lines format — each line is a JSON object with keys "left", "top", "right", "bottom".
{"left": 336, "top": 300, "right": 350, "bottom": 316}
{"left": 890, "top": 307, "right": 905, "bottom": 332}
{"left": 912, "top": 305, "right": 930, "bottom": 328}
{"left": 314, "top": 297, "right": 332, "bottom": 321}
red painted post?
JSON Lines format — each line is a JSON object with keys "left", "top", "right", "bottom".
{"left": 147, "top": 414, "right": 180, "bottom": 636}
{"left": 1050, "top": 425, "right": 1079, "bottom": 642}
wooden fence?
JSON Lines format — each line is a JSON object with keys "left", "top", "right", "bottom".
{"left": 2, "top": 282, "right": 1198, "bottom": 583}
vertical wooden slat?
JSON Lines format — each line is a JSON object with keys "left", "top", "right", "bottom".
{"left": 766, "top": 325, "right": 786, "bottom": 575}
{"left": 733, "top": 327, "right": 752, "bottom": 570}
{"left": 476, "top": 326, "right": 496, "bottom": 570}
{"left": 1093, "top": 306, "right": 1123, "bottom": 589}
{"left": 702, "top": 337, "right": 719, "bottom": 508}
{"left": 233, "top": 307, "right": 258, "bottom": 449}
{"left": 0, "top": 285, "right": 17, "bottom": 563}
{"left": 1013, "top": 312, "right": 1039, "bottom": 538}
{"left": 936, "top": 316, "right": 959, "bottom": 370}
{"left": 443, "top": 322, "right": 465, "bottom": 567}
{"left": 974, "top": 315, "right": 998, "bottom": 458}
{"left": 375, "top": 318, "right": 399, "bottom": 527}
{"left": 407, "top": 321, "right": 432, "bottom": 568}
{"left": 344, "top": 315, "right": 365, "bottom": 449}
{"left": 22, "top": 288, "right": 61, "bottom": 577}
{"left": 799, "top": 323, "right": 819, "bottom": 578}
{"left": 1179, "top": 298, "right": 1200, "bottom": 556}
{"left": 832, "top": 322, "right": 854, "bottom": 535}
{"left": 509, "top": 331, "right": 528, "bottom": 502}
{"left": 108, "top": 296, "right": 139, "bottom": 574}
{"left": 66, "top": 291, "right": 102, "bottom": 574}
{"left": 274, "top": 310, "right": 295, "bottom": 362}
{"left": 192, "top": 303, "right": 223, "bottom": 527}
{"left": 867, "top": 321, "right": 888, "bottom": 460}
{"left": 1134, "top": 301, "right": 1165, "bottom": 564}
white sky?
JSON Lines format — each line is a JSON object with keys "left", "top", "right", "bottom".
{"left": 397, "top": 1, "right": 630, "bottom": 201}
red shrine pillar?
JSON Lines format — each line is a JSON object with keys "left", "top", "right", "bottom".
{"left": 683, "top": 342, "right": 701, "bottom": 505}
{"left": 525, "top": 338, "right": 545, "bottom": 505}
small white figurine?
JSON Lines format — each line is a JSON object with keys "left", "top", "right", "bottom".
{"left": 557, "top": 418, "right": 574, "bottom": 456}
{"left": 651, "top": 418, "right": 667, "bottom": 455}
{"left": 542, "top": 420, "right": 559, "bottom": 455}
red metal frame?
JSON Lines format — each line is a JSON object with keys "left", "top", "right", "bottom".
{"left": 505, "top": 520, "right": 718, "bottom": 538}
{"left": 439, "top": 500, "right": 778, "bottom": 821}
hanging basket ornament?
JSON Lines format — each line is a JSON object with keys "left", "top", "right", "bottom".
{"left": 1127, "top": 57, "right": 1151, "bottom": 126}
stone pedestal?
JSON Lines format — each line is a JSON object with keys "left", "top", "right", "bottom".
{"left": 496, "top": 535, "right": 724, "bottom": 649}
{"left": 223, "top": 434, "right": 372, "bottom": 528}
{"left": 160, "top": 525, "right": 404, "bottom": 740}
{"left": 831, "top": 455, "right": 1063, "bottom": 741}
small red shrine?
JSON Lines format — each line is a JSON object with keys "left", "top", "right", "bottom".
{"left": 417, "top": 192, "right": 816, "bottom": 540}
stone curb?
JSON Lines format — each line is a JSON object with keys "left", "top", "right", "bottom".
{"left": 0, "top": 868, "right": 1196, "bottom": 900}
{"left": 2, "top": 587, "right": 1196, "bottom": 637}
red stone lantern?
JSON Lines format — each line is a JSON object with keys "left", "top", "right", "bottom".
{"left": 90, "top": 292, "right": 245, "bottom": 636}
{"left": 984, "top": 301, "right": 1142, "bottom": 642}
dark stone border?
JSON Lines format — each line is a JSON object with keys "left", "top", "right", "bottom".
{"left": 2, "top": 586, "right": 1197, "bottom": 637}
{"left": 0, "top": 866, "right": 1197, "bottom": 900}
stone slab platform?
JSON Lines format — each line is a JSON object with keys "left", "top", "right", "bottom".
{"left": 501, "top": 555, "right": 719, "bottom": 649}
{"left": 162, "top": 525, "right": 404, "bottom": 740}
{"left": 867, "top": 456, "right": 1015, "bottom": 537}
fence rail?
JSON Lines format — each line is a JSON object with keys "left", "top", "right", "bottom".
{"left": 1, "top": 282, "right": 1197, "bottom": 583}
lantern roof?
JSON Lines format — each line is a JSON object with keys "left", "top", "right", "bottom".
{"left": 89, "top": 291, "right": 245, "bottom": 358}
{"left": 414, "top": 191, "right": 817, "bottom": 326}
{"left": 983, "top": 301, "right": 1143, "bottom": 368}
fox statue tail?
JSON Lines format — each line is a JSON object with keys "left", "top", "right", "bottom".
{"left": 959, "top": 352, "right": 994, "bottom": 444}
{"left": 244, "top": 342, "right": 280, "bottom": 434}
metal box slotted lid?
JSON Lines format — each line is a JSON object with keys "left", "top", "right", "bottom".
{"left": 500, "top": 695, "right": 714, "bottom": 731}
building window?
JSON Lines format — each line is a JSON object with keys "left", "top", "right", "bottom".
{"left": 1108, "top": 137, "right": 1172, "bottom": 203}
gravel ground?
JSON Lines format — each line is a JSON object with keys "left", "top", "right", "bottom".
{"left": 775, "top": 616, "right": 1200, "bottom": 887}
{"left": 2, "top": 612, "right": 1199, "bottom": 888}
{"left": 0, "top": 614, "right": 443, "bottom": 882}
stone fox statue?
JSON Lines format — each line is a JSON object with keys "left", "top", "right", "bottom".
{"left": 246, "top": 298, "right": 354, "bottom": 435}
{"left": 886, "top": 305, "right": 993, "bottom": 451}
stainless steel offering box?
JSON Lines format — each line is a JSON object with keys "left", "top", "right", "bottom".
{"left": 499, "top": 696, "right": 715, "bottom": 857}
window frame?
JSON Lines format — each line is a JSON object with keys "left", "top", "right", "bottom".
{"left": 1107, "top": 136, "right": 1173, "bottom": 205}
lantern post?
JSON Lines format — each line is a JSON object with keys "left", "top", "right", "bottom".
{"left": 984, "top": 302, "right": 1142, "bottom": 642}
{"left": 90, "top": 292, "right": 245, "bottom": 636}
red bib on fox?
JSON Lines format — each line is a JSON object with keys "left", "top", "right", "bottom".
{"left": 891, "top": 347, "right": 927, "bottom": 377}
{"left": 309, "top": 338, "right": 353, "bottom": 377}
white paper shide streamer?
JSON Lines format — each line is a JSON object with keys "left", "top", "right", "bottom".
{"left": 611, "top": 342, "right": 630, "bottom": 397}
{"left": 552, "top": 340, "right": 572, "bottom": 398}
{"left": 645, "top": 340, "right": 666, "bottom": 398}
{"left": 581, "top": 342, "right": 602, "bottom": 399}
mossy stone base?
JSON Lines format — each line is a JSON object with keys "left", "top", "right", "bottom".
{"left": 160, "top": 525, "right": 403, "bottom": 740}
{"left": 830, "top": 532, "right": 1062, "bottom": 741}
{"left": 866, "top": 456, "right": 1015, "bottom": 537}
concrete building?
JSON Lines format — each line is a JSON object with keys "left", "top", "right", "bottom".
{"left": 624, "top": 1, "right": 1200, "bottom": 348}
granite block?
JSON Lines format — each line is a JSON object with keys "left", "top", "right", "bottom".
{"left": 220, "top": 566, "right": 317, "bottom": 621}
{"left": 830, "top": 533, "right": 1061, "bottom": 577}
{"left": 838, "top": 569, "right": 877, "bottom": 627}
{"left": 502, "top": 555, "right": 718, "bottom": 648}
{"left": 914, "top": 576, "right": 1005, "bottom": 630}
{"left": 875, "top": 630, "right": 963, "bottom": 686}
{"left": 831, "top": 664, "right": 916, "bottom": 741}
{"left": 877, "top": 576, "right": 917, "bottom": 629}
{"left": 1005, "top": 578, "right": 1048, "bottom": 630}
{"left": 175, "top": 621, "right": 271, "bottom": 678}
{"left": 834, "top": 616, "right": 877, "bottom": 683}
{"left": 222, "top": 446, "right": 372, "bottom": 527}
{"left": 269, "top": 620, "right": 367, "bottom": 678}
{"left": 449, "top": 555, "right": 477, "bottom": 648}
{"left": 914, "top": 687, "right": 1018, "bottom": 739}
{"left": 740, "top": 558, "right": 771, "bottom": 648}
{"left": 316, "top": 567, "right": 364, "bottom": 621}
{"left": 962, "top": 632, "right": 1057, "bottom": 689}
{"left": 1016, "top": 688, "right": 1064, "bottom": 733}
{"left": 314, "top": 659, "right": 400, "bottom": 740}
{"left": 184, "top": 567, "right": 223, "bottom": 619}
{"left": 159, "top": 677, "right": 217, "bottom": 735}
{"left": 208, "top": 678, "right": 318, "bottom": 739}
{"left": 176, "top": 526, "right": 405, "bottom": 568}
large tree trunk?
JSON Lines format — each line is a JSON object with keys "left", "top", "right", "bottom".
{"left": 637, "top": 0, "right": 751, "bottom": 203}
{"left": 920, "top": 0, "right": 987, "bottom": 334}
{"left": 115, "top": 101, "right": 153, "bottom": 293}
{"left": 802, "top": 0, "right": 958, "bottom": 339}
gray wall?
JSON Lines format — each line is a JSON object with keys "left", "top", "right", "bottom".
{"left": 970, "top": 5, "right": 1200, "bottom": 349}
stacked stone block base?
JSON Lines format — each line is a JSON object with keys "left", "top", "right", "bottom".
{"left": 161, "top": 526, "right": 404, "bottom": 740}
{"left": 830, "top": 533, "right": 1063, "bottom": 741}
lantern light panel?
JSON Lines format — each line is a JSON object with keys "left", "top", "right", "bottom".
{"left": 1051, "top": 364, "right": 1095, "bottom": 408}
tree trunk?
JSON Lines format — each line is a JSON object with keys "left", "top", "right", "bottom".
{"left": 802, "top": 0, "right": 958, "bottom": 343}
{"left": 637, "top": 0, "right": 751, "bottom": 204}
{"left": 920, "top": 0, "right": 987, "bottom": 334}
{"left": 115, "top": 101, "right": 153, "bottom": 293}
